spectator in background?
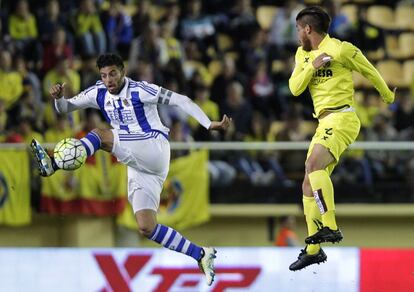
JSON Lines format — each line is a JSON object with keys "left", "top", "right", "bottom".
{"left": 42, "top": 57, "right": 81, "bottom": 130}
{"left": 72, "top": 0, "right": 106, "bottom": 56}
{"left": 44, "top": 114, "right": 73, "bottom": 142}
{"left": 159, "top": 1, "right": 181, "bottom": 36}
{"left": 210, "top": 54, "right": 246, "bottom": 107}
{"left": 102, "top": 0, "right": 133, "bottom": 59}
{"left": 41, "top": 26, "right": 74, "bottom": 74}
{"left": 393, "top": 92, "right": 414, "bottom": 132}
{"left": 226, "top": 0, "right": 259, "bottom": 44}
{"left": 274, "top": 215, "right": 299, "bottom": 247}
{"left": 128, "top": 22, "right": 168, "bottom": 70}
{"left": 12, "top": 56, "right": 43, "bottom": 128}
{"left": 188, "top": 83, "right": 220, "bottom": 141}
{"left": 238, "top": 28, "right": 270, "bottom": 74}
{"left": 322, "top": 0, "right": 353, "bottom": 41}
{"left": 269, "top": 0, "right": 304, "bottom": 58}
{"left": 179, "top": 0, "right": 218, "bottom": 63}
{"left": 159, "top": 19, "right": 185, "bottom": 62}
{"left": 37, "top": 0, "right": 70, "bottom": 45}
{"left": 79, "top": 54, "right": 100, "bottom": 89}
{"left": 0, "top": 49, "right": 23, "bottom": 110}
{"left": 17, "top": 117, "right": 43, "bottom": 143}
{"left": 8, "top": 0, "right": 42, "bottom": 67}
{"left": 249, "top": 61, "right": 275, "bottom": 118}
{"left": 220, "top": 81, "right": 252, "bottom": 141}
{"left": 169, "top": 118, "right": 192, "bottom": 159}
{"left": 131, "top": 0, "right": 152, "bottom": 38}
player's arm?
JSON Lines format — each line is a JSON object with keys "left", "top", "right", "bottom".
{"left": 158, "top": 87, "right": 231, "bottom": 131}
{"left": 341, "top": 42, "right": 395, "bottom": 104}
{"left": 288, "top": 49, "right": 315, "bottom": 96}
{"left": 51, "top": 83, "right": 99, "bottom": 113}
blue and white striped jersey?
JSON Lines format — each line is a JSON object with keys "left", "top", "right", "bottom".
{"left": 55, "top": 77, "right": 211, "bottom": 137}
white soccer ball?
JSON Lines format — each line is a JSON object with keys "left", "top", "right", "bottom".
{"left": 53, "top": 138, "right": 87, "bottom": 170}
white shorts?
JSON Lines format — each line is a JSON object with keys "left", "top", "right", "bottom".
{"left": 111, "top": 130, "right": 170, "bottom": 213}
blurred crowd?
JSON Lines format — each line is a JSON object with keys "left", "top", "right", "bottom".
{"left": 0, "top": 0, "right": 413, "bottom": 192}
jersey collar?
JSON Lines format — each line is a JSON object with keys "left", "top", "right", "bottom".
{"left": 108, "top": 77, "right": 129, "bottom": 100}
{"left": 317, "top": 34, "right": 331, "bottom": 50}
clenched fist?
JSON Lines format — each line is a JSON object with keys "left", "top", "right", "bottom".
{"left": 49, "top": 83, "right": 66, "bottom": 99}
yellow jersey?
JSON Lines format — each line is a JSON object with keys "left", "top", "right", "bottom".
{"left": 289, "top": 35, "right": 394, "bottom": 118}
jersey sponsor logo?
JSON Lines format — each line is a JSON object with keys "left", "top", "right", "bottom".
{"left": 108, "top": 109, "right": 135, "bottom": 123}
{"left": 94, "top": 253, "right": 261, "bottom": 291}
{"left": 313, "top": 69, "right": 333, "bottom": 77}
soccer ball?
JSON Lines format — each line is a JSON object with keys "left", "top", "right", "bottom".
{"left": 53, "top": 138, "right": 87, "bottom": 170}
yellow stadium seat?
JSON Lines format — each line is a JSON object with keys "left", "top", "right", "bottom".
{"left": 366, "top": 6, "right": 396, "bottom": 30}
{"left": 398, "top": 33, "right": 414, "bottom": 59}
{"left": 341, "top": 4, "right": 358, "bottom": 26}
{"left": 387, "top": 33, "right": 414, "bottom": 59}
{"left": 256, "top": 6, "right": 278, "bottom": 30}
{"left": 402, "top": 60, "right": 414, "bottom": 87}
{"left": 376, "top": 60, "right": 405, "bottom": 88}
{"left": 395, "top": 5, "right": 414, "bottom": 31}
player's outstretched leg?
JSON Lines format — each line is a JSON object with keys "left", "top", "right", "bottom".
{"left": 289, "top": 247, "right": 327, "bottom": 271}
{"left": 30, "top": 139, "right": 59, "bottom": 177}
{"left": 148, "top": 223, "right": 217, "bottom": 286}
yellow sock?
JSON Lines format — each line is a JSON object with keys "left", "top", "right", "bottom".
{"left": 308, "top": 169, "right": 337, "bottom": 230}
{"left": 303, "top": 195, "right": 321, "bottom": 255}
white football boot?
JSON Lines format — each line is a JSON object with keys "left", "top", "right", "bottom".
{"left": 30, "top": 139, "right": 55, "bottom": 177}
{"left": 198, "top": 247, "right": 217, "bottom": 286}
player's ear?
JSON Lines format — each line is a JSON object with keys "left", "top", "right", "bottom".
{"left": 305, "top": 24, "right": 312, "bottom": 34}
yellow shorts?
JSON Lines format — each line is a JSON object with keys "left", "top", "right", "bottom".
{"left": 307, "top": 111, "right": 361, "bottom": 174}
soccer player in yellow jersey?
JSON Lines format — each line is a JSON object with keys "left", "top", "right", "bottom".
{"left": 288, "top": 7, "right": 396, "bottom": 271}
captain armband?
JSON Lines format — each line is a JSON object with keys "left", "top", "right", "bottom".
{"left": 158, "top": 88, "right": 173, "bottom": 105}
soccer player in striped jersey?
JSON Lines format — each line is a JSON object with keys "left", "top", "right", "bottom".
{"left": 288, "top": 7, "right": 396, "bottom": 271}
{"left": 31, "top": 53, "right": 231, "bottom": 286}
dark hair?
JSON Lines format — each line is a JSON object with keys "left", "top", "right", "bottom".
{"left": 296, "top": 6, "right": 331, "bottom": 34}
{"left": 96, "top": 53, "right": 124, "bottom": 70}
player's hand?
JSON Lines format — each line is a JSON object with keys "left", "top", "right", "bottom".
{"left": 209, "top": 114, "right": 232, "bottom": 131}
{"left": 384, "top": 87, "right": 397, "bottom": 104}
{"left": 313, "top": 53, "right": 332, "bottom": 69}
{"left": 50, "top": 83, "right": 66, "bottom": 99}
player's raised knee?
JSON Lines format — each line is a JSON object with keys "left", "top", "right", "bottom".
{"left": 91, "top": 128, "right": 113, "bottom": 152}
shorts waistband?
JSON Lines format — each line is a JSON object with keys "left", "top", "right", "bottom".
{"left": 318, "top": 105, "right": 355, "bottom": 119}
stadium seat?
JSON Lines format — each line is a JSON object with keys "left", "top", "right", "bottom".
{"left": 366, "top": 6, "right": 396, "bottom": 30}
{"left": 398, "top": 33, "right": 414, "bottom": 59}
{"left": 395, "top": 5, "right": 414, "bottom": 31}
{"left": 387, "top": 33, "right": 414, "bottom": 59}
{"left": 376, "top": 60, "right": 405, "bottom": 88}
{"left": 402, "top": 60, "right": 414, "bottom": 88}
{"left": 341, "top": 4, "right": 358, "bottom": 26}
{"left": 256, "top": 6, "right": 278, "bottom": 30}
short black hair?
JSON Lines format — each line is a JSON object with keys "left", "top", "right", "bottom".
{"left": 296, "top": 6, "right": 331, "bottom": 34}
{"left": 96, "top": 53, "right": 124, "bottom": 70}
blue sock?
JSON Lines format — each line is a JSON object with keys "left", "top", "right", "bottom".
{"left": 149, "top": 224, "right": 203, "bottom": 261}
{"left": 80, "top": 131, "right": 102, "bottom": 157}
